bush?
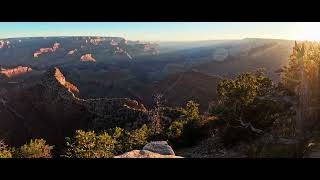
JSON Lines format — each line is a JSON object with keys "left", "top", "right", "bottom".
{"left": 0, "top": 140, "right": 12, "bottom": 158}
{"left": 166, "top": 120, "right": 185, "bottom": 141}
{"left": 208, "top": 69, "right": 295, "bottom": 145}
{"left": 183, "top": 100, "right": 200, "bottom": 121}
{"left": 14, "top": 139, "right": 54, "bottom": 158}
{"left": 147, "top": 100, "right": 210, "bottom": 147}
{"left": 108, "top": 127, "right": 125, "bottom": 153}
{"left": 161, "top": 107, "right": 185, "bottom": 121}
{"left": 64, "top": 124, "right": 150, "bottom": 158}
{"left": 147, "top": 106, "right": 185, "bottom": 141}
{"left": 211, "top": 69, "right": 273, "bottom": 119}
{"left": 166, "top": 119, "right": 204, "bottom": 147}
{"left": 162, "top": 101, "right": 207, "bottom": 147}
{"left": 64, "top": 130, "right": 116, "bottom": 158}
{"left": 123, "top": 124, "right": 149, "bottom": 151}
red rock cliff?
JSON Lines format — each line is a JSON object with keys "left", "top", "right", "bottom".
{"left": 80, "top": 54, "right": 96, "bottom": 62}
{"left": 33, "top": 42, "right": 60, "bottom": 58}
{"left": 0, "top": 66, "right": 32, "bottom": 77}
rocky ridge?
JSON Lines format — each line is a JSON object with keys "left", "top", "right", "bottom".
{"left": 33, "top": 42, "right": 60, "bottom": 57}
{"left": 0, "top": 66, "right": 151, "bottom": 148}
{"left": 42, "top": 67, "right": 151, "bottom": 130}
{"left": 0, "top": 66, "right": 32, "bottom": 77}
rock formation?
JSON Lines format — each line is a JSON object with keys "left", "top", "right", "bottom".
{"left": 0, "top": 40, "right": 10, "bottom": 49}
{"left": 89, "top": 37, "right": 105, "bottom": 46}
{"left": 109, "top": 46, "right": 133, "bottom": 59}
{"left": 80, "top": 54, "right": 96, "bottom": 62}
{"left": 51, "top": 67, "right": 80, "bottom": 96}
{"left": 33, "top": 42, "right": 60, "bottom": 57}
{"left": 0, "top": 66, "right": 32, "bottom": 77}
{"left": 115, "top": 141, "right": 182, "bottom": 158}
{"left": 67, "top": 49, "right": 78, "bottom": 55}
{"left": 41, "top": 67, "right": 149, "bottom": 130}
{"left": 125, "top": 52, "right": 133, "bottom": 59}
{"left": 0, "top": 41, "right": 5, "bottom": 48}
{"left": 0, "top": 36, "right": 159, "bottom": 66}
{"left": 142, "top": 141, "right": 175, "bottom": 155}
{"left": 114, "top": 150, "right": 183, "bottom": 158}
{"left": 0, "top": 67, "right": 151, "bottom": 149}
{"left": 110, "top": 39, "right": 118, "bottom": 46}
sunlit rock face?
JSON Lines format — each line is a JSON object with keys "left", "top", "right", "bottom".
{"left": 33, "top": 42, "right": 60, "bottom": 57}
{"left": 43, "top": 67, "right": 150, "bottom": 130}
{"left": 0, "top": 41, "right": 5, "bottom": 48}
{"left": 0, "top": 40, "right": 11, "bottom": 49}
{"left": 52, "top": 42, "right": 60, "bottom": 50}
{"left": 0, "top": 37, "right": 159, "bottom": 66}
{"left": 110, "top": 39, "right": 118, "bottom": 46}
{"left": 89, "top": 37, "right": 105, "bottom": 46}
{"left": 67, "top": 49, "right": 78, "bottom": 55}
{"left": 0, "top": 66, "right": 32, "bottom": 77}
{"left": 80, "top": 54, "right": 96, "bottom": 62}
{"left": 51, "top": 67, "right": 80, "bottom": 96}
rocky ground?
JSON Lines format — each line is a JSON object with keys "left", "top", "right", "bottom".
{"left": 176, "top": 137, "right": 247, "bottom": 158}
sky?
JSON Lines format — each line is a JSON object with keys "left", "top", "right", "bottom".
{"left": 0, "top": 22, "right": 319, "bottom": 42}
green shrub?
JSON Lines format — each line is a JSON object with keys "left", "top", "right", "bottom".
{"left": 183, "top": 100, "right": 200, "bottom": 121}
{"left": 0, "top": 151, "right": 12, "bottom": 158}
{"left": 106, "top": 127, "right": 125, "bottom": 154}
{"left": 166, "top": 119, "right": 205, "bottom": 147}
{"left": 166, "top": 120, "right": 185, "bottom": 141}
{"left": 111, "top": 127, "right": 124, "bottom": 140}
{"left": 161, "top": 107, "right": 185, "bottom": 121}
{"left": 14, "top": 139, "right": 54, "bottom": 158}
{"left": 123, "top": 124, "right": 149, "bottom": 151}
{"left": 147, "top": 106, "right": 185, "bottom": 141}
{"left": 64, "top": 130, "right": 116, "bottom": 158}
{"left": 147, "top": 100, "right": 211, "bottom": 147}
{"left": 64, "top": 124, "right": 150, "bottom": 158}
{"left": 209, "top": 69, "right": 294, "bottom": 145}
{"left": 0, "top": 140, "right": 12, "bottom": 158}
{"left": 163, "top": 101, "right": 207, "bottom": 147}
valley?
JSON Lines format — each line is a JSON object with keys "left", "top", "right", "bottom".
{"left": 0, "top": 37, "right": 296, "bottom": 113}
{"left": 0, "top": 36, "right": 300, "bottom": 157}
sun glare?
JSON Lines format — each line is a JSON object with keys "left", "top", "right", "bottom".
{"left": 295, "top": 22, "right": 320, "bottom": 42}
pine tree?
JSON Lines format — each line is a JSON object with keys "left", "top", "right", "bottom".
{"left": 282, "top": 41, "right": 320, "bottom": 133}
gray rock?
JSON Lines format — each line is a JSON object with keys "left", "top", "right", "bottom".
{"left": 142, "top": 141, "right": 175, "bottom": 155}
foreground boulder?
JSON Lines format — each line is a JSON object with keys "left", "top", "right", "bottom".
{"left": 142, "top": 141, "right": 175, "bottom": 155}
{"left": 114, "top": 150, "right": 183, "bottom": 158}
{"left": 115, "top": 141, "right": 182, "bottom": 158}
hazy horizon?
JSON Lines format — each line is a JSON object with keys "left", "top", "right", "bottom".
{"left": 0, "top": 35, "right": 299, "bottom": 42}
{"left": 1, "top": 22, "right": 320, "bottom": 41}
